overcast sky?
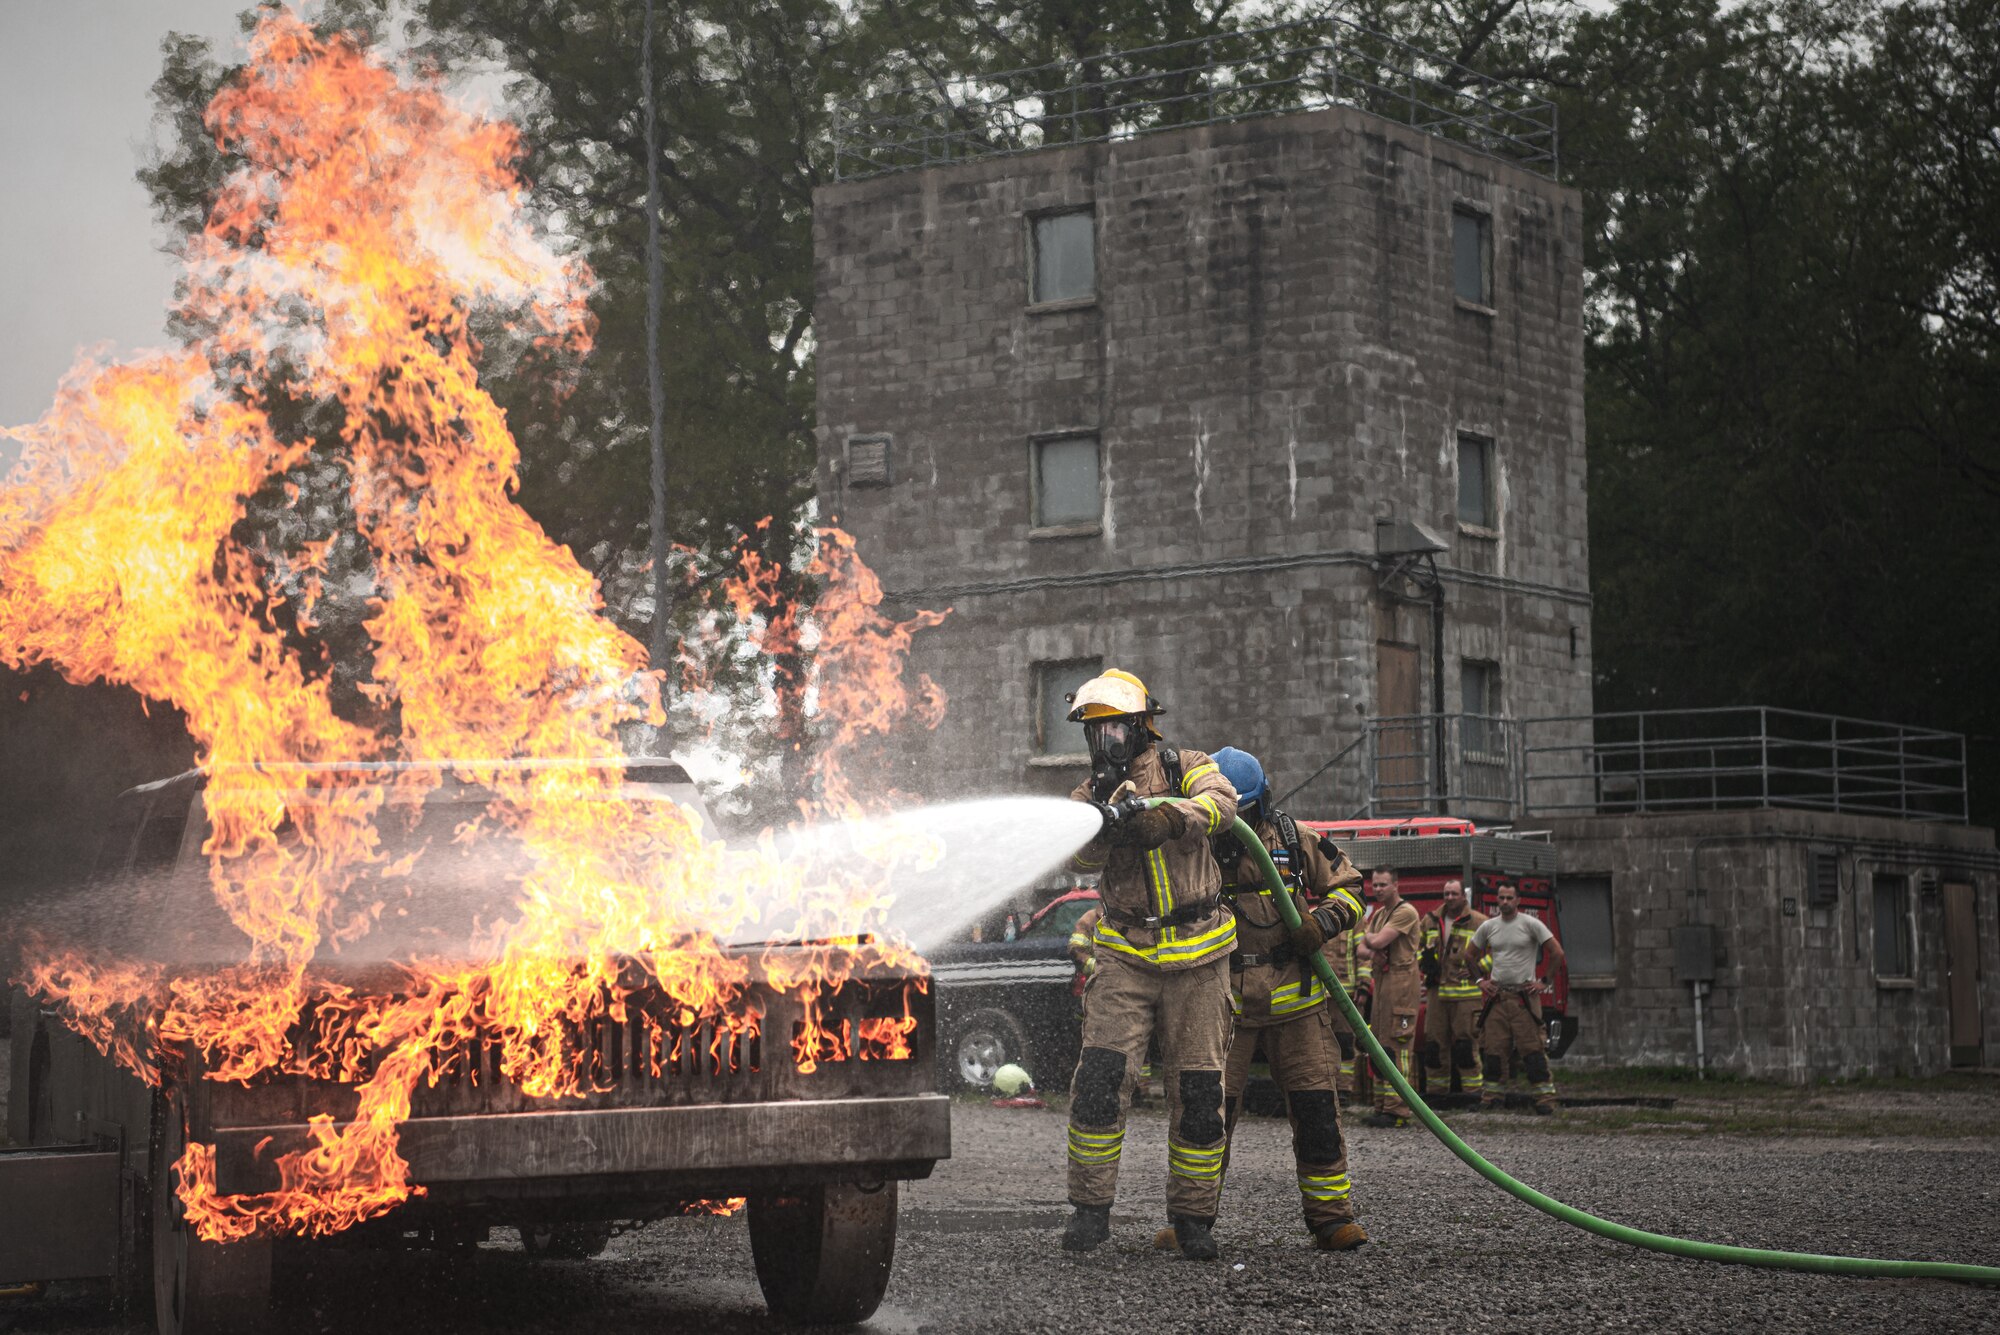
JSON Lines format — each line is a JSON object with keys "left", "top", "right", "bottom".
{"left": 0, "top": 1, "right": 259, "bottom": 428}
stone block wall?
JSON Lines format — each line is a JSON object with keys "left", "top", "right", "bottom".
{"left": 1547, "top": 808, "right": 2000, "bottom": 1079}
{"left": 813, "top": 105, "right": 1591, "bottom": 813}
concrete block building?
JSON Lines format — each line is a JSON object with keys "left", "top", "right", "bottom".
{"left": 814, "top": 97, "right": 1590, "bottom": 815}
{"left": 812, "top": 30, "right": 1997, "bottom": 1079}
{"left": 1548, "top": 808, "right": 1999, "bottom": 1079}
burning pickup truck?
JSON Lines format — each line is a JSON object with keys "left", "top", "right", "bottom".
{"left": 3, "top": 758, "right": 948, "bottom": 1332}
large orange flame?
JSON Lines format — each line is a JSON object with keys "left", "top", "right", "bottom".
{"left": 1, "top": 11, "right": 945, "bottom": 1240}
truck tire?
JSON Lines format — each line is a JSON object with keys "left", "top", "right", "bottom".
{"left": 518, "top": 1222, "right": 614, "bottom": 1259}
{"left": 950, "top": 1009, "right": 1027, "bottom": 1091}
{"left": 748, "top": 1181, "right": 897, "bottom": 1324}
{"left": 151, "top": 1078, "right": 273, "bottom": 1335}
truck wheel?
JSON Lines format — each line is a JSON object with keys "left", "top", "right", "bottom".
{"left": 518, "top": 1222, "right": 614, "bottom": 1259}
{"left": 152, "top": 1080, "right": 272, "bottom": 1335}
{"left": 748, "top": 1181, "right": 897, "bottom": 1324}
{"left": 952, "top": 1009, "right": 1027, "bottom": 1091}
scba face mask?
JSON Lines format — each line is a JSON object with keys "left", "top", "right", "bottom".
{"left": 1086, "top": 716, "right": 1146, "bottom": 784}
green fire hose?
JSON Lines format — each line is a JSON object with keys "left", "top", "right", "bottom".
{"left": 1209, "top": 811, "right": 2000, "bottom": 1284}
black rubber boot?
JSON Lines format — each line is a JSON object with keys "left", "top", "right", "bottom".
{"left": 1171, "top": 1214, "right": 1220, "bottom": 1261}
{"left": 1062, "top": 1203, "right": 1111, "bottom": 1252}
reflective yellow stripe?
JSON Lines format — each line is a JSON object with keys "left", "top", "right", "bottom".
{"left": 1191, "top": 793, "right": 1224, "bottom": 834}
{"left": 1068, "top": 1126, "right": 1125, "bottom": 1164}
{"left": 1145, "top": 845, "right": 1173, "bottom": 916}
{"left": 1071, "top": 852, "right": 1104, "bottom": 871}
{"left": 1094, "top": 917, "right": 1236, "bottom": 967}
{"left": 1297, "top": 1172, "right": 1352, "bottom": 1200}
{"left": 1180, "top": 762, "right": 1219, "bottom": 796}
{"left": 1330, "top": 887, "right": 1363, "bottom": 921}
{"left": 1229, "top": 977, "right": 1327, "bottom": 1019}
{"left": 1438, "top": 984, "right": 1482, "bottom": 999}
{"left": 1168, "top": 1143, "right": 1226, "bottom": 1180}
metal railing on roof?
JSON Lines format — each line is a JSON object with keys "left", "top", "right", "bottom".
{"left": 1520, "top": 707, "right": 1968, "bottom": 824}
{"left": 1276, "top": 707, "right": 1970, "bottom": 826}
{"left": 832, "top": 15, "right": 1558, "bottom": 182}
{"left": 1277, "top": 714, "right": 1523, "bottom": 824}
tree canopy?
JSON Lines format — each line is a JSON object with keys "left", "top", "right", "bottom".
{"left": 135, "top": 0, "right": 2000, "bottom": 821}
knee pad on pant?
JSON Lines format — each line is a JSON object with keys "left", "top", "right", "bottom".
{"left": 1523, "top": 1051, "right": 1552, "bottom": 1084}
{"left": 1481, "top": 1053, "right": 1503, "bottom": 1083}
{"left": 1073, "top": 1047, "right": 1127, "bottom": 1125}
{"left": 1177, "top": 1069, "right": 1225, "bottom": 1144}
{"left": 1421, "top": 1038, "right": 1442, "bottom": 1070}
{"left": 1288, "top": 1089, "right": 1343, "bottom": 1162}
{"left": 1335, "top": 1029, "right": 1355, "bottom": 1061}
{"left": 1452, "top": 1037, "right": 1475, "bottom": 1070}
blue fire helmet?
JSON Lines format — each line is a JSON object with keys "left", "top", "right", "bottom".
{"left": 1212, "top": 747, "right": 1267, "bottom": 808}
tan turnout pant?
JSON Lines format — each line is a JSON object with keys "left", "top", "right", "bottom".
{"left": 1369, "top": 970, "right": 1420, "bottom": 1117}
{"left": 1223, "top": 1006, "right": 1355, "bottom": 1230}
{"left": 1480, "top": 988, "right": 1557, "bottom": 1110}
{"left": 1423, "top": 995, "right": 1487, "bottom": 1096}
{"left": 1067, "top": 952, "right": 1231, "bottom": 1221}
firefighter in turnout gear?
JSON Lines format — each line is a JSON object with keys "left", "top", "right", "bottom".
{"left": 1209, "top": 748, "right": 1369, "bottom": 1252}
{"left": 1060, "top": 670, "right": 1238, "bottom": 1261}
{"left": 1419, "top": 878, "right": 1490, "bottom": 1098}
{"left": 1359, "top": 867, "right": 1423, "bottom": 1126}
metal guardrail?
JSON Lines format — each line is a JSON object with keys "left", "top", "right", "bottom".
{"left": 1281, "top": 707, "right": 1969, "bottom": 825}
{"left": 1522, "top": 707, "right": 1968, "bottom": 824}
{"left": 1366, "top": 712, "right": 1518, "bottom": 821}
{"left": 833, "top": 15, "right": 1558, "bottom": 181}
{"left": 1273, "top": 732, "right": 1368, "bottom": 815}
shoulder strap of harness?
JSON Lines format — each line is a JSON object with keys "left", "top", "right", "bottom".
{"left": 1272, "top": 810, "right": 1305, "bottom": 887}
{"left": 1158, "top": 745, "right": 1184, "bottom": 795}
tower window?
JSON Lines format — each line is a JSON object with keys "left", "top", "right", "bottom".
{"left": 1031, "top": 210, "right": 1095, "bottom": 305}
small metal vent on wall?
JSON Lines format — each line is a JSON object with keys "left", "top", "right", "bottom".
{"left": 1807, "top": 846, "right": 1840, "bottom": 908}
{"left": 847, "top": 434, "right": 892, "bottom": 488}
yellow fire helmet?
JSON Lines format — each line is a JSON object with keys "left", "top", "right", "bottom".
{"left": 1066, "top": 668, "right": 1165, "bottom": 734}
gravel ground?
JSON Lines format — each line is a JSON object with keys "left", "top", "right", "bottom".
{"left": 7, "top": 1086, "right": 2000, "bottom": 1334}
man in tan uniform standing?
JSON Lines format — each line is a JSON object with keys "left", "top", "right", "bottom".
{"left": 1420, "top": 877, "right": 1489, "bottom": 1099}
{"left": 1467, "top": 883, "right": 1567, "bottom": 1115}
{"left": 1060, "top": 669, "right": 1238, "bottom": 1260}
{"left": 1358, "top": 867, "right": 1423, "bottom": 1127}
{"left": 1208, "top": 747, "right": 1369, "bottom": 1251}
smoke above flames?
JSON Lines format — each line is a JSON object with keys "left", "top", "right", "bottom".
{"left": 0, "top": 9, "right": 972, "bottom": 1240}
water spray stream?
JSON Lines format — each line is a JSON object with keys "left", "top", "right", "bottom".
{"left": 747, "top": 798, "right": 1101, "bottom": 953}
{"left": 1210, "top": 807, "right": 2000, "bottom": 1285}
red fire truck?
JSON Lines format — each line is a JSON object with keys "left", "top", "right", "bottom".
{"left": 1302, "top": 815, "right": 1574, "bottom": 1093}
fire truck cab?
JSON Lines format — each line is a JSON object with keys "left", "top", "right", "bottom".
{"left": 1306, "top": 815, "right": 1576, "bottom": 1088}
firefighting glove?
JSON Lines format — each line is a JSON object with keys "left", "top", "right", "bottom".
{"left": 1093, "top": 795, "right": 1151, "bottom": 836}
{"left": 1114, "top": 804, "right": 1186, "bottom": 850}
{"left": 1420, "top": 946, "right": 1441, "bottom": 989}
{"left": 1287, "top": 912, "right": 1327, "bottom": 958}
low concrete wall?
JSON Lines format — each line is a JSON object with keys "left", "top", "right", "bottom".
{"left": 1545, "top": 809, "right": 1999, "bottom": 1080}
